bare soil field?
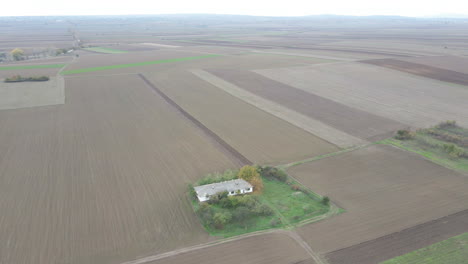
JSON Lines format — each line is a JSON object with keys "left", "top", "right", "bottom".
{"left": 148, "top": 232, "right": 315, "bottom": 264}
{"left": 0, "top": 74, "right": 239, "bottom": 264}
{"left": 362, "top": 58, "right": 468, "bottom": 86}
{"left": 288, "top": 145, "right": 468, "bottom": 255}
{"left": 209, "top": 69, "right": 405, "bottom": 141}
{"left": 326, "top": 209, "right": 468, "bottom": 264}
{"left": 0, "top": 76, "right": 64, "bottom": 110}
{"left": 256, "top": 62, "right": 468, "bottom": 128}
{"left": 147, "top": 69, "right": 339, "bottom": 164}
{"left": 399, "top": 55, "right": 468, "bottom": 74}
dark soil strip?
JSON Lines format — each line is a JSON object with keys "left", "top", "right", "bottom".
{"left": 138, "top": 74, "right": 252, "bottom": 167}
{"left": 208, "top": 69, "right": 405, "bottom": 141}
{"left": 279, "top": 46, "right": 411, "bottom": 57}
{"left": 326, "top": 209, "right": 468, "bottom": 264}
{"left": 362, "top": 59, "right": 468, "bottom": 86}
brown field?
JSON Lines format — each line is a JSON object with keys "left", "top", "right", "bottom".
{"left": 362, "top": 58, "right": 468, "bottom": 86}
{"left": 288, "top": 145, "right": 468, "bottom": 255}
{"left": 3, "top": 15, "right": 468, "bottom": 264}
{"left": 146, "top": 232, "right": 315, "bottom": 264}
{"left": 147, "top": 69, "right": 338, "bottom": 164}
{"left": 209, "top": 68, "right": 405, "bottom": 141}
{"left": 399, "top": 55, "right": 468, "bottom": 74}
{"left": 0, "top": 73, "right": 239, "bottom": 264}
{"left": 256, "top": 62, "right": 468, "bottom": 128}
{"left": 326, "top": 209, "right": 468, "bottom": 264}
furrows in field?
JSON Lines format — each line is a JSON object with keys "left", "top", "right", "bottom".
{"left": 138, "top": 73, "right": 252, "bottom": 167}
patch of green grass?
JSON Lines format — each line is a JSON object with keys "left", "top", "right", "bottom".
{"left": 378, "top": 129, "right": 468, "bottom": 172}
{"left": 193, "top": 176, "right": 331, "bottom": 238}
{"left": 61, "top": 54, "right": 221, "bottom": 75}
{"left": 83, "top": 47, "right": 128, "bottom": 54}
{"left": 261, "top": 177, "right": 328, "bottom": 224}
{"left": 380, "top": 232, "right": 468, "bottom": 264}
{"left": 0, "top": 64, "right": 65, "bottom": 70}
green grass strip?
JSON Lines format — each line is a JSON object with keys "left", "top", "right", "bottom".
{"left": 84, "top": 47, "right": 128, "bottom": 54}
{"left": 61, "top": 54, "right": 221, "bottom": 75}
{"left": 0, "top": 64, "right": 65, "bottom": 70}
{"left": 380, "top": 232, "right": 468, "bottom": 264}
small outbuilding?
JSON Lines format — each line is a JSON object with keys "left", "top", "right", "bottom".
{"left": 194, "top": 179, "right": 253, "bottom": 202}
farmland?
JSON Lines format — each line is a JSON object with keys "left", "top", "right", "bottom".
{"left": 1, "top": 14, "right": 468, "bottom": 264}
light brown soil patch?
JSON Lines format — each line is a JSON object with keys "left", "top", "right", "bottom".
{"left": 208, "top": 69, "right": 405, "bottom": 141}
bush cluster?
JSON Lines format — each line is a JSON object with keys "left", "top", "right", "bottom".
{"left": 257, "top": 166, "right": 288, "bottom": 182}
{"left": 4, "top": 75, "right": 49, "bottom": 83}
{"left": 426, "top": 129, "right": 467, "bottom": 148}
{"left": 196, "top": 193, "right": 274, "bottom": 230}
{"left": 443, "top": 143, "right": 467, "bottom": 159}
{"left": 436, "top": 120, "right": 457, "bottom": 129}
{"left": 196, "top": 169, "right": 237, "bottom": 185}
{"left": 395, "top": 129, "right": 415, "bottom": 140}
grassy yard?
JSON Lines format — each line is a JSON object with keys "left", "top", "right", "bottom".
{"left": 381, "top": 232, "right": 468, "bottom": 264}
{"left": 192, "top": 175, "right": 330, "bottom": 238}
{"left": 61, "top": 54, "right": 221, "bottom": 75}
{"left": 0, "top": 64, "right": 65, "bottom": 70}
{"left": 83, "top": 47, "right": 128, "bottom": 54}
{"left": 379, "top": 123, "right": 468, "bottom": 172}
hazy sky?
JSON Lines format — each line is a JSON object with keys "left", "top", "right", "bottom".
{"left": 4, "top": 0, "right": 468, "bottom": 17}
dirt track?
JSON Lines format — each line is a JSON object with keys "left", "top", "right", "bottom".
{"left": 362, "top": 58, "right": 468, "bottom": 86}
{"left": 138, "top": 73, "right": 251, "bottom": 166}
{"left": 326, "top": 209, "right": 468, "bottom": 264}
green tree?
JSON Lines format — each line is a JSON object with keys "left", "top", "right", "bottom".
{"left": 238, "top": 165, "right": 263, "bottom": 193}
{"left": 213, "top": 212, "right": 232, "bottom": 229}
{"left": 11, "top": 48, "right": 24, "bottom": 61}
{"left": 322, "top": 196, "right": 330, "bottom": 206}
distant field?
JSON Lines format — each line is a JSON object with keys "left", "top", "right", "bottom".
{"left": 0, "top": 63, "right": 65, "bottom": 70}
{"left": 61, "top": 54, "right": 220, "bottom": 75}
{"left": 381, "top": 232, "right": 468, "bottom": 264}
{"left": 83, "top": 46, "right": 128, "bottom": 54}
{"left": 256, "top": 62, "right": 468, "bottom": 128}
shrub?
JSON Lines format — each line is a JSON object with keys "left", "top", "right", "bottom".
{"left": 270, "top": 218, "right": 281, "bottom": 227}
{"left": 443, "top": 143, "right": 466, "bottom": 158}
{"left": 253, "top": 204, "right": 274, "bottom": 216}
{"left": 303, "top": 204, "right": 313, "bottom": 213}
{"left": 437, "top": 120, "right": 457, "bottom": 129}
{"left": 4, "top": 75, "right": 50, "bottom": 83}
{"left": 196, "top": 203, "right": 214, "bottom": 226}
{"left": 238, "top": 165, "right": 263, "bottom": 193}
{"left": 258, "top": 166, "right": 288, "bottom": 182}
{"left": 197, "top": 169, "right": 238, "bottom": 185}
{"left": 232, "top": 206, "right": 251, "bottom": 227}
{"left": 322, "top": 196, "right": 330, "bottom": 206}
{"left": 291, "top": 185, "right": 301, "bottom": 191}
{"left": 188, "top": 184, "right": 197, "bottom": 201}
{"left": 395, "top": 129, "right": 415, "bottom": 140}
{"left": 213, "top": 212, "right": 232, "bottom": 229}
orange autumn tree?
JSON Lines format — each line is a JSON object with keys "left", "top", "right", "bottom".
{"left": 237, "top": 165, "right": 263, "bottom": 193}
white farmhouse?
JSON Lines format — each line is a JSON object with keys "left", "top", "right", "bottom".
{"left": 194, "top": 179, "right": 253, "bottom": 202}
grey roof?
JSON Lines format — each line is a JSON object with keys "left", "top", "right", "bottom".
{"left": 194, "top": 179, "right": 253, "bottom": 197}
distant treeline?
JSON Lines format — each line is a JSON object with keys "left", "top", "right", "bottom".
{"left": 4, "top": 75, "right": 50, "bottom": 83}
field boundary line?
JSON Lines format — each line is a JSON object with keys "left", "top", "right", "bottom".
{"left": 119, "top": 229, "right": 324, "bottom": 264}
{"left": 191, "top": 69, "right": 367, "bottom": 148}
{"left": 137, "top": 73, "right": 251, "bottom": 167}
{"left": 325, "top": 208, "right": 468, "bottom": 264}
